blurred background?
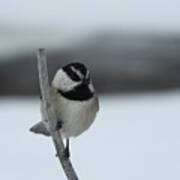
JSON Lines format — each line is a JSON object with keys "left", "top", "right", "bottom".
{"left": 1, "top": 0, "right": 180, "bottom": 180}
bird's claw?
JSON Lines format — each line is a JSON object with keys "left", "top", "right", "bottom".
{"left": 63, "top": 147, "right": 70, "bottom": 159}
{"left": 53, "top": 121, "right": 62, "bottom": 132}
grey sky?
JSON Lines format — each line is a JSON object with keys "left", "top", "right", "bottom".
{"left": 0, "top": 0, "right": 180, "bottom": 32}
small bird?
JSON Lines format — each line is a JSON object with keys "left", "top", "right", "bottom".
{"left": 30, "top": 62, "right": 99, "bottom": 158}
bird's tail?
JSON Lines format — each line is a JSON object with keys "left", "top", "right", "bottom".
{"left": 30, "top": 121, "right": 50, "bottom": 136}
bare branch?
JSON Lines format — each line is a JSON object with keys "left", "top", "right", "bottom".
{"left": 37, "top": 48, "right": 79, "bottom": 180}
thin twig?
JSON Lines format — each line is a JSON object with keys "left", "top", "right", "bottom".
{"left": 37, "top": 48, "right": 79, "bottom": 180}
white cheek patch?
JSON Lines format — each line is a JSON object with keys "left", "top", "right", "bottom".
{"left": 52, "top": 69, "right": 81, "bottom": 91}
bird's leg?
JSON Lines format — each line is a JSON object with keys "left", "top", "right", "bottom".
{"left": 63, "top": 138, "right": 70, "bottom": 159}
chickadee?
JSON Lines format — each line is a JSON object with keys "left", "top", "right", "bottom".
{"left": 30, "top": 62, "right": 99, "bottom": 157}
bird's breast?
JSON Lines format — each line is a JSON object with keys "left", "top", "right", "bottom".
{"left": 52, "top": 94, "right": 99, "bottom": 138}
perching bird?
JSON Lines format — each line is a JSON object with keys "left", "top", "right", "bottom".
{"left": 30, "top": 62, "right": 99, "bottom": 157}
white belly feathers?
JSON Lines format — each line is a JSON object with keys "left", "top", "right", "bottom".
{"left": 52, "top": 92, "right": 99, "bottom": 138}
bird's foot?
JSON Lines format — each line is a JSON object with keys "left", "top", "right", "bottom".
{"left": 56, "top": 121, "right": 62, "bottom": 130}
{"left": 55, "top": 148, "right": 70, "bottom": 159}
{"left": 63, "top": 145, "right": 70, "bottom": 159}
{"left": 52, "top": 121, "right": 62, "bottom": 132}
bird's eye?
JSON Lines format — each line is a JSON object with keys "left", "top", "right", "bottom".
{"left": 63, "top": 66, "right": 81, "bottom": 81}
{"left": 82, "top": 73, "right": 90, "bottom": 85}
{"left": 69, "top": 71, "right": 81, "bottom": 81}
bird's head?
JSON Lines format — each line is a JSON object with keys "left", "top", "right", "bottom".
{"left": 52, "top": 62, "right": 94, "bottom": 93}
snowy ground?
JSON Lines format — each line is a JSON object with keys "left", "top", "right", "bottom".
{"left": 1, "top": 91, "right": 180, "bottom": 180}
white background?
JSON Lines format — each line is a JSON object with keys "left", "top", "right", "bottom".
{"left": 1, "top": 91, "right": 180, "bottom": 179}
